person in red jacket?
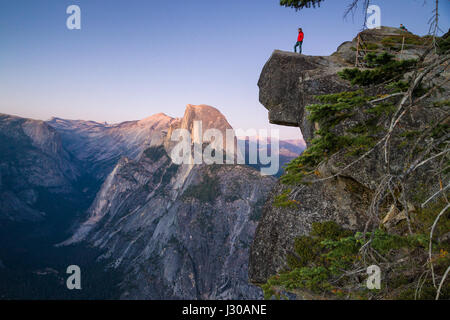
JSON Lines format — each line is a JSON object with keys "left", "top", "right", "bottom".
{"left": 294, "top": 28, "right": 304, "bottom": 54}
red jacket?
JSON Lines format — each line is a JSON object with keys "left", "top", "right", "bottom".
{"left": 298, "top": 31, "right": 304, "bottom": 42}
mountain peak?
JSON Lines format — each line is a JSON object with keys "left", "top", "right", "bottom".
{"left": 137, "top": 112, "right": 174, "bottom": 125}
{"left": 181, "top": 104, "right": 233, "bottom": 132}
{"left": 163, "top": 104, "right": 234, "bottom": 158}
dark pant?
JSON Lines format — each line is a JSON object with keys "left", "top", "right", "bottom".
{"left": 294, "top": 41, "right": 303, "bottom": 54}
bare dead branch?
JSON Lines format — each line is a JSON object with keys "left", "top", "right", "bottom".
{"left": 429, "top": 203, "right": 450, "bottom": 288}
{"left": 436, "top": 266, "right": 450, "bottom": 300}
{"left": 422, "top": 183, "right": 450, "bottom": 208}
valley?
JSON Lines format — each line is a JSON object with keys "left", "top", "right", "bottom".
{"left": 0, "top": 105, "right": 303, "bottom": 299}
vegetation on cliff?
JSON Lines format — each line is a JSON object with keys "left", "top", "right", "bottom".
{"left": 264, "top": 26, "right": 449, "bottom": 299}
{"left": 263, "top": 215, "right": 449, "bottom": 299}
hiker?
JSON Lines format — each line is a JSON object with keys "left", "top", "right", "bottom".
{"left": 400, "top": 24, "right": 408, "bottom": 31}
{"left": 294, "top": 28, "right": 304, "bottom": 54}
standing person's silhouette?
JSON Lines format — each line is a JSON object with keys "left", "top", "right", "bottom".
{"left": 294, "top": 28, "right": 304, "bottom": 54}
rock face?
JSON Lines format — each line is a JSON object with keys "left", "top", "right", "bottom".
{"left": 63, "top": 105, "right": 276, "bottom": 299}
{"left": 249, "top": 27, "right": 448, "bottom": 284}
{"left": 168, "top": 104, "right": 234, "bottom": 137}
{"left": 0, "top": 114, "right": 79, "bottom": 222}
{"left": 258, "top": 50, "right": 353, "bottom": 143}
{"left": 249, "top": 176, "right": 372, "bottom": 284}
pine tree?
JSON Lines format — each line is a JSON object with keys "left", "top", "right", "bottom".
{"left": 279, "top": 0, "right": 325, "bottom": 10}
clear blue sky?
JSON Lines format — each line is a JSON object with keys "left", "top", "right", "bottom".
{"left": 0, "top": 0, "right": 448, "bottom": 139}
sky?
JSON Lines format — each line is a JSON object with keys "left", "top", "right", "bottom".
{"left": 0, "top": 0, "right": 449, "bottom": 139}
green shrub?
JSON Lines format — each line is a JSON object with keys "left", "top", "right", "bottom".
{"left": 338, "top": 59, "right": 417, "bottom": 86}
{"left": 363, "top": 43, "right": 379, "bottom": 51}
{"left": 261, "top": 221, "right": 445, "bottom": 300}
{"left": 273, "top": 189, "right": 300, "bottom": 208}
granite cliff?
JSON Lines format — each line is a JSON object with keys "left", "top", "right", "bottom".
{"left": 62, "top": 104, "right": 276, "bottom": 299}
{"left": 249, "top": 27, "right": 449, "bottom": 299}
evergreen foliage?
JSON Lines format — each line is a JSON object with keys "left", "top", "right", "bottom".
{"left": 279, "top": 0, "right": 325, "bottom": 10}
{"left": 338, "top": 53, "right": 417, "bottom": 86}
{"left": 262, "top": 220, "right": 450, "bottom": 300}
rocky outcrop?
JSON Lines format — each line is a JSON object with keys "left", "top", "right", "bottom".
{"left": 257, "top": 26, "right": 429, "bottom": 145}
{"left": 251, "top": 38, "right": 373, "bottom": 282}
{"left": 258, "top": 51, "right": 353, "bottom": 144}
{"left": 249, "top": 27, "right": 449, "bottom": 285}
{"left": 63, "top": 105, "right": 276, "bottom": 299}
{"left": 249, "top": 177, "right": 372, "bottom": 284}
